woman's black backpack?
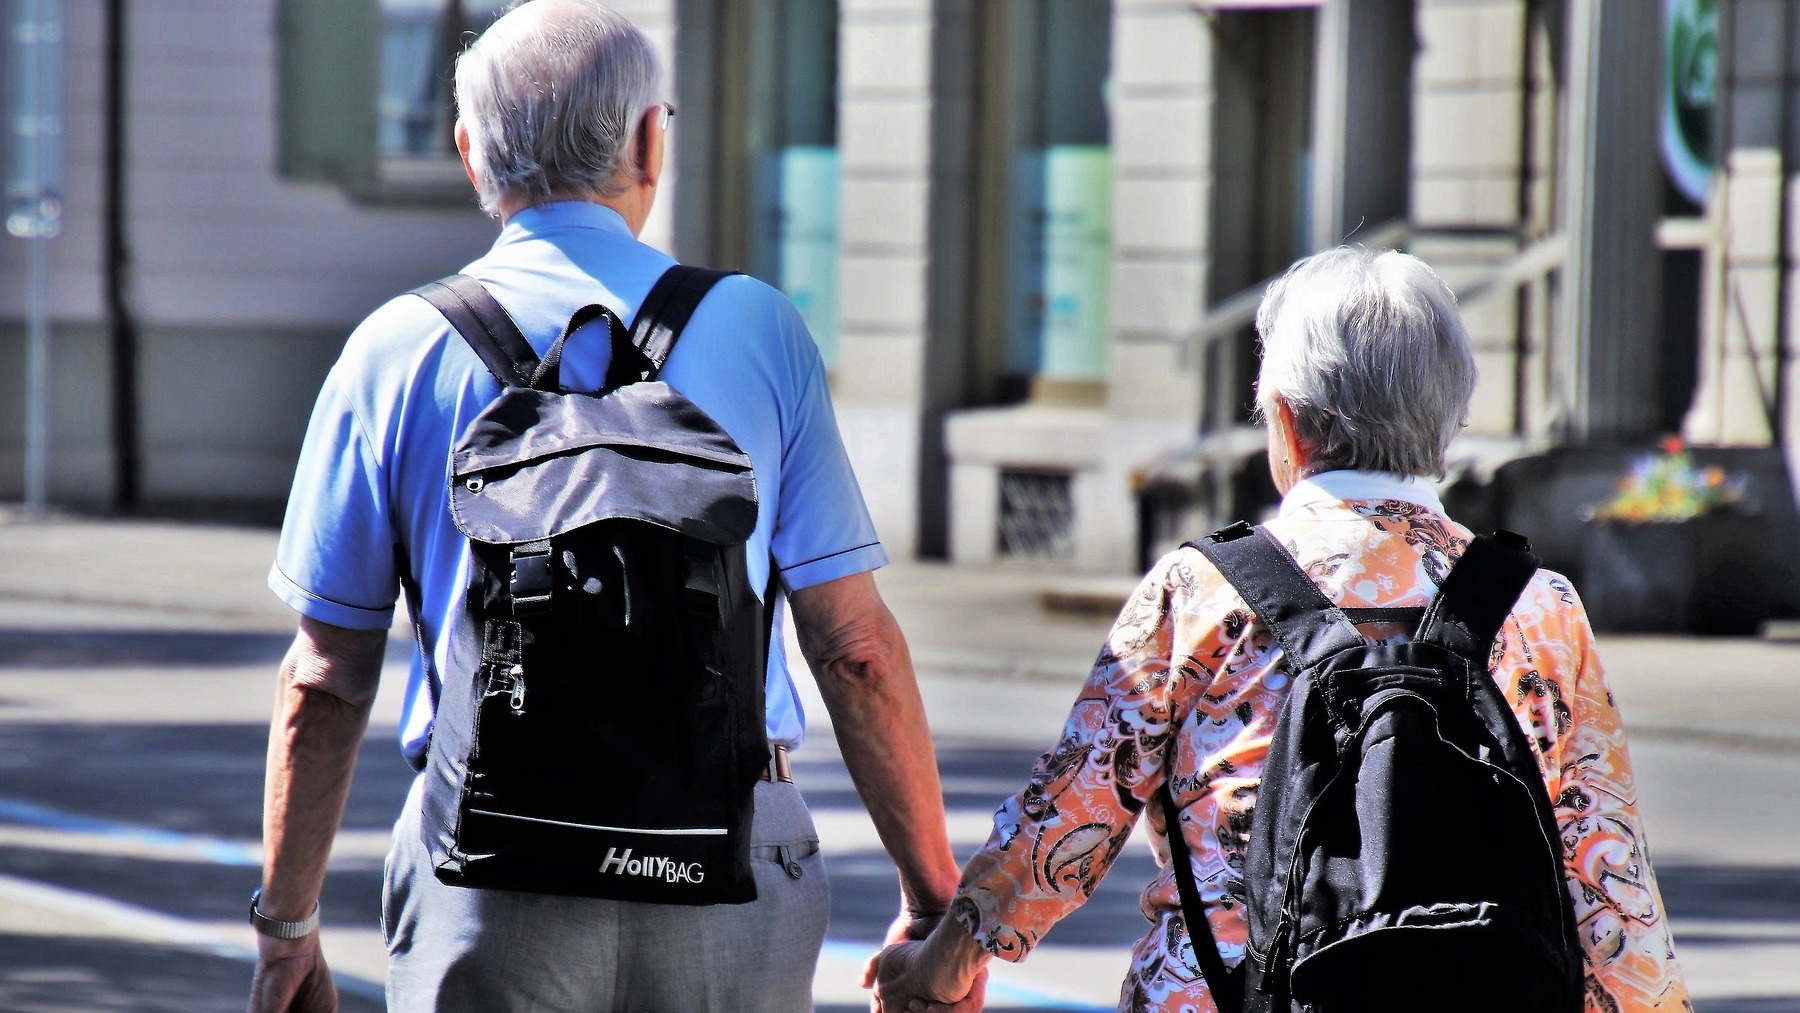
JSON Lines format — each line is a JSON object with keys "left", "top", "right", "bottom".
{"left": 404, "top": 266, "right": 773, "bottom": 906}
{"left": 1161, "top": 522, "right": 1584, "bottom": 1013}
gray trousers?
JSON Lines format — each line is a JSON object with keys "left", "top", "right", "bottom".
{"left": 383, "top": 772, "right": 830, "bottom": 1012}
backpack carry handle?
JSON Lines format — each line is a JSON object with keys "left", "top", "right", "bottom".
{"left": 604, "top": 265, "right": 738, "bottom": 391}
{"left": 528, "top": 302, "right": 629, "bottom": 393}
{"left": 414, "top": 265, "right": 738, "bottom": 393}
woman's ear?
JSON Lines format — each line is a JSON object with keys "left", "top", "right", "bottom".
{"left": 1266, "top": 395, "right": 1313, "bottom": 494}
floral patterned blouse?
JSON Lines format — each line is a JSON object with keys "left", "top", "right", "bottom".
{"left": 951, "top": 471, "right": 1690, "bottom": 1012}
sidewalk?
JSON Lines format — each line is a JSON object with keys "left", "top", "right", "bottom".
{"left": 4, "top": 512, "right": 1798, "bottom": 750}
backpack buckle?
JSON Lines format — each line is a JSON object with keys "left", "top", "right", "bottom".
{"left": 509, "top": 542, "right": 554, "bottom": 617}
{"left": 1208, "top": 520, "right": 1255, "bottom": 543}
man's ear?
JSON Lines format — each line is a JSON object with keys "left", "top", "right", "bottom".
{"left": 454, "top": 120, "right": 479, "bottom": 192}
{"left": 637, "top": 105, "right": 666, "bottom": 188}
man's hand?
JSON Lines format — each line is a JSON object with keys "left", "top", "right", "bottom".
{"left": 870, "top": 940, "right": 987, "bottom": 1013}
{"left": 248, "top": 935, "right": 337, "bottom": 1012}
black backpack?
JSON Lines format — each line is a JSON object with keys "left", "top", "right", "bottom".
{"left": 1160, "top": 522, "right": 1584, "bottom": 1013}
{"left": 404, "top": 266, "right": 773, "bottom": 905}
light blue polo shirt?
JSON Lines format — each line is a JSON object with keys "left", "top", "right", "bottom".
{"left": 270, "top": 201, "right": 886, "bottom": 766}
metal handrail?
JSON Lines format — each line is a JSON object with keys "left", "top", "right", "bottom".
{"left": 1179, "top": 217, "right": 1413, "bottom": 354}
{"left": 1453, "top": 232, "right": 1569, "bottom": 307}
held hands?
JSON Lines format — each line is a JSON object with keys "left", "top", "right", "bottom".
{"left": 862, "top": 906, "right": 989, "bottom": 1012}
{"left": 869, "top": 940, "right": 987, "bottom": 1012}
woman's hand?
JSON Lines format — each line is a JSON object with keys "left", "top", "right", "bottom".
{"left": 866, "top": 912, "right": 991, "bottom": 1013}
{"left": 871, "top": 940, "right": 986, "bottom": 1012}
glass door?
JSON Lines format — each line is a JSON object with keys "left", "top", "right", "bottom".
{"left": 714, "top": 0, "right": 842, "bottom": 365}
{"left": 1003, "top": 0, "right": 1113, "bottom": 399}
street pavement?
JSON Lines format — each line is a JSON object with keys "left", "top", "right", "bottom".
{"left": 0, "top": 514, "right": 1796, "bottom": 1011}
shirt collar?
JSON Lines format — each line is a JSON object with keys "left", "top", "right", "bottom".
{"left": 495, "top": 201, "right": 633, "bottom": 246}
{"left": 1278, "top": 470, "right": 1445, "bottom": 518}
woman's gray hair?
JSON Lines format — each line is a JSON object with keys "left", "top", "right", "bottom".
{"left": 1254, "top": 247, "right": 1477, "bottom": 478}
{"left": 455, "top": 0, "right": 664, "bottom": 216}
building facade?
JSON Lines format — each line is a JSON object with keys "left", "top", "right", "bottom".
{"left": 4, "top": 0, "right": 1797, "bottom": 577}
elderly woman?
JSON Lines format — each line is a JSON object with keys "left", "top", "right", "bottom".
{"left": 872, "top": 248, "right": 1690, "bottom": 1012}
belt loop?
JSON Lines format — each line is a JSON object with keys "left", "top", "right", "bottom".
{"left": 775, "top": 843, "right": 803, "bottom": 880}
{"left": 758, "top": 743, "right": 794, "bottom": 784}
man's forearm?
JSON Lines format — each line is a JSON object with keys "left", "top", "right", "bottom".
{"left": 793, "top": 574, "right": 961, "bottom": 914}
{"left": 258, "top": 619, "right": 386, "bottom": 923}
{"left": 818, "top": 650, "right": 961, "bottom": 911}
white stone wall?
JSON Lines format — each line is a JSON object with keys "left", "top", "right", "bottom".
{"left": 832, "top": 0, "right": 936, "bottom": 559}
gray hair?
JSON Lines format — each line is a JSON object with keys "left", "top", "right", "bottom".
{"left": 1253, "top": 247, "right": 1477, "bottom": 478}
{"left": 454, "top": 0, "right": 664, "bottom": 216}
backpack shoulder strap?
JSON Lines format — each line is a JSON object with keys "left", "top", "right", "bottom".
{"left": 411, "top": 274, "right": 539, "bottom": 388}
{"left": 605, "top": 265, "right": 738, "bottom": 389}
{"left": 1159, "top": 783, "right": 1245, "bottom": 1012}
{"left": 1188, "top": 522, "right": 1364, "bottom": 669}
{"left": 1414, "top": 529, "right": 1541, "bottom": 662}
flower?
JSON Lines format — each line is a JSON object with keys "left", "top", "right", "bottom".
{"left": 1590, "top": 437, "right": 1746, "bottom": 524}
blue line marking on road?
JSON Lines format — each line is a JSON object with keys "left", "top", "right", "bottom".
{"left": 0, "top": 796, "right": 261, "bottom": 866}
{"left": 0, "top": 796, "right": 1109, "bottom": 1009}
{"left": 820, "top": 940, "right": 1113, "bottom": 1011}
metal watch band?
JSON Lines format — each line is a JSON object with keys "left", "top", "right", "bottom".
{"left": 248, "top": 889, "right": 320, "bottom": 939}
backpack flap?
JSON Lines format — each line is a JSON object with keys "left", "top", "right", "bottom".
{"left": 449, "top": 380, "right": 758, "bottom": 548}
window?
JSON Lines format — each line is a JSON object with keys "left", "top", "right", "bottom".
{"left": 1205, "top": 7, "right": 1318, "bottom": 430}
{"left": 687, "top": 0, "right": 842, "bottom": 365}
{"left": 279, "top": 0, "right": 507, "bottom": 199}
{"left": 971, "top": 0, "right": 1113, "bottom": 405}
{"left": 998, "top": 469, "right": 1074, "bottom": 559}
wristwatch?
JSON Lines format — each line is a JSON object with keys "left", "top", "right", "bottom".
{"left": 248, "top": 889, "right": 320, "bottom": 939}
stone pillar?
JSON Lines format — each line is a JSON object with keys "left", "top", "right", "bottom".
{"left": 1409, "top": 0, "right": 1530, "bottom": 437}
{"left": 1107, "top": 0, "right": 1207, "bottom": 429}
{"left": 833, "top": 0, "right": 935, "bottom": 559}
{"left": 1685, "top": 0, "right": 1793, "bottom": 454}
{"left": 1689, "top": 150, "right": 1785, "bottom": 445}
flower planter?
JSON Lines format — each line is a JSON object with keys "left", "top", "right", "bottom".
{"left": 1580, "top": 513, "right": 1772, "bottom": 635}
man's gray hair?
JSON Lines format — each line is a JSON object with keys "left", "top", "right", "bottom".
{"left": 1254, "top": 247, "right": 1477, "bottom": 478}
{"left": 455, "top": 0, "right": 664, "bottom": 216}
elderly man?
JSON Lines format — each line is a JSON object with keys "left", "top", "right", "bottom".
{"left": 247, "top": 3, "right": 961, "bottom": 1010}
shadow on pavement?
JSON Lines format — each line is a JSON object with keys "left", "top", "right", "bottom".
{"left": 0, "top": 935, "right": 383, "bottom": 1013}
{"left": 0, "top": 629, "right": 295, "bottom": 668}
{"left": 0, "top": 722, "right": 415, "bottom": 839}
{"left": 0, "top": 627, "right": 414, "bottom": 669}
{"left": 1659, "top": 863, "right": 1800, "bottom": 924}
